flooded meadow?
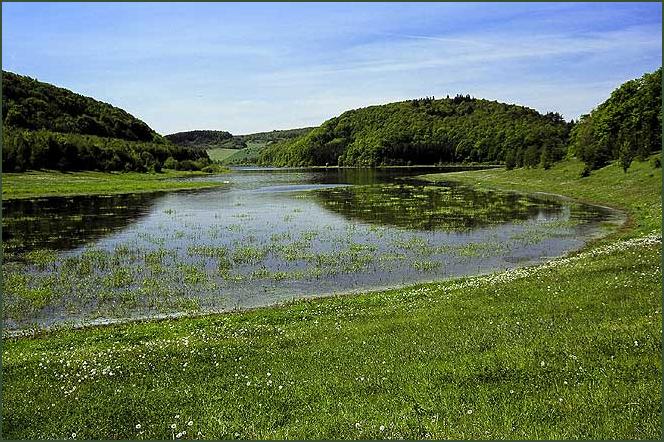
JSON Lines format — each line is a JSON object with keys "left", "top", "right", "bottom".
{"left": 2, "top": 167, "right": 625, "bottom": 331}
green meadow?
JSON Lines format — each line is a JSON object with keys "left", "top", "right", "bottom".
{"left": 1, "top": 170, "right": 227, "bottom": 200}
{"left": 207, "top": 148, "right": 243, "bottom": 163}
{"left": 2, "top": 157, "right": 661, "bottom": 439}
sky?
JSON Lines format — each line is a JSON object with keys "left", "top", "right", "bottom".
{"left": 2, "top": 2, "right": 662, "bottom": 135}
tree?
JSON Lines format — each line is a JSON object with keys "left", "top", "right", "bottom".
{"left": 619, "top": 140, "right": 634, "bottom": 173}
{"left": 540, "top": 145, "right": 553, "bottom": 170}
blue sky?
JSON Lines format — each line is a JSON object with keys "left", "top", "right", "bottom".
{"left": 3, "top": 2, "right": 662, "bottom": 134}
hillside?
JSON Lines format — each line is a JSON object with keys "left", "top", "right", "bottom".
{"left": 165, "top": 130, "right": 241, "bottom": 149}
{"left": 2, "top": 71, "right": 210, "bottom": 173}
{"left": 2, "top": 71, "right": 162, "bottom": 142}
{"left": 236, "top": 127, "right": 314, "bottom": 147}
{"left": 570, "top": 67, "right": 661, "bottom": 172}
{"left": 166, "top": 127, "right": 314, "bottom": 148}
{"left": 259, "top": 96, "right": 572, "bottom": 167}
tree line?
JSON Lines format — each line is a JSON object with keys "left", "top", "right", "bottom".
{"left": 3, "top": 127, "right": 211, "bottom": 173}
{"left": 569, "top": 67, "right": 661, "bottom": 174}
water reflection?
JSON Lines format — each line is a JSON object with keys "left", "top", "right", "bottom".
{"left": 2, "top": 193, "right": 162, "bottom": 256}
{"left": 313, "top": 183, "right": 564, "bottom": 231}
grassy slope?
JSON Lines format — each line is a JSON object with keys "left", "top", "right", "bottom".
{"left": 207, "top": 148, "right": 242, "bottom": 163}
{"left": 1, "top": 170, "right": 226, "bottom": 200}
{"left": 2, "top": 158, "right": 661, "bottom": 439}
{"left": 222, "top": 144, "right": 265, "bottom": 165}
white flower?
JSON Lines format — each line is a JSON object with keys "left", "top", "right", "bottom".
{"left": 379, "top": 425, "right": 385, "bottom": 432}
{"left": 187, "top": 421, "right": 193, "bottom": 427}
{"left": 171, "top": 423, "right": 177, "bottom": 430}
{"left": 467, "top": 409, "right": 473, "bottom": 414}
{"left": 540, "top": 361, "right": 545, "bottom": 367}
{"left": 135, "top": 424, "right": 141, "bottom": 430}
{"left": 71, "top": 433, "right": 77, "bottom": 439}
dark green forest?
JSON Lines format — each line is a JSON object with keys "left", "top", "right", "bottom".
{"left": 570, "top": 68, "right": 661, "bottom": 173}
{"left": 166, "top": 127, "right": 315, "bottom": 151}
{"left": 2, "top": 127, "right": 210, "bottom": 173}
{"left": 2, "top": 71, "right": 210, "bottom": 172}
{"left": 259, "top": 95, "right": 573, "bottom": 168}
{"left": 237, "top": 127, "right": 314, "bottom": 146}
{"left": 165, "top": 130, "right": 239, "bottom": 149}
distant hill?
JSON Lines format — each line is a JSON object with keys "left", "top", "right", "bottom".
{"left": 236, "top": 127, "right": 315, "bottom": 147}
{"left": 2, "top": 71, "right": 209, "bottom": 172}
{"left": 570, "top": 67, "right": 661, "bottom": 172}
{"left": 165, "top": 130, "right": 239, "bottom": 149}
{"left": 166, "top": 127, "right": 314, "bottom": 150}
{"left": 166, "top": 127, "right": 315, "bottom": 165}
{"left": 258, "top": 96, "right": 572, "bottom": 168}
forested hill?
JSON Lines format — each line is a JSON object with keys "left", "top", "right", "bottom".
{"left": 238, "top": 127, "right": 315, "bottom": 146}
{"left": 166, "top": 127, "right": 315, "bottom": 151}
{"left": 2, "top": 71, "right": 211, "bottom": 173}
{"left": 259, "top": 96, "right": 573, "bottom": 167}
{"left": 2, "top": 71, "right": 161, "bottom": 143}
{"left": 570, "top": 67, "right": 661, "bottom": 172}
{"left": 165, "top": 130, "right": 236, "bottom": 149}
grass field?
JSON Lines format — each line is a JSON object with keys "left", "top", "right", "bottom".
{"left": 221, "top": 144, "right": 266, "bottom": 165}
{"left": 2, "top": 157, "right": 661, "bottom": 439}
{"left": 207, "top": 148, "right": 243, "bottom": 163}
{"left": 1, "top": 170, "right": 227, "bottom": 200}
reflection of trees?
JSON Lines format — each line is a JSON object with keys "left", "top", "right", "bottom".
{"left": 313, "top": 183, "right": 564, "bottom": 231}
{"left": 2, "top": 193, "right": 162, "bottom": 255}
{"left": 308, "top": 166, "right": 499, "bottom": 186}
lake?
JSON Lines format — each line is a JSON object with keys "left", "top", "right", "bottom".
{"left": 2, "top": 167, "right": 625, "bottom": 331}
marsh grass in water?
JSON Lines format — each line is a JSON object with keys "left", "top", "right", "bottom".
{"left": 2, "top": 169, "right": 624, "bottom": 330}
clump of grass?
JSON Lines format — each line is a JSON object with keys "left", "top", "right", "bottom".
{"left": 103, "top": 267, "right": 134, "bottom": 289}
{"left": 23, "top": 249, "right": 58, "bottom": 271}
{"left": 232, "top": 246, "right": 268, "bottom": 265}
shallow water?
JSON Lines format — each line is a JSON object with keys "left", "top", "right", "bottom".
{"left": 2, "top": 167, "right": 624, "bottom": 330}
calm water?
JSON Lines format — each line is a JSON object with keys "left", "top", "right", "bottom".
{"left": 2, "top": 167, "right": 624, "bottom": 330}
